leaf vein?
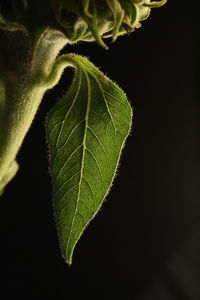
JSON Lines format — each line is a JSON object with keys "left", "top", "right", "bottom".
{"left": 106, "top": 99, "right": 131, "bottom": 121}
{"left": 56, "top": 183, "right": 79, "bottom": 209}
{"left": 85, "top": 148, "right": 104, "bottom": 182}
{"left": 82, "top": 176, "right": 96, "bottom": 209}
{"left": 104, "top": 90, "right": 129, "bottom": 109}
{"left": 56, "top": 71, "right": 83, "bottom": 148}
{"left": 57, "top": 119, "right": 85, "bottom": 151}
{"left": 57, "top": 170, "right": 81, "bottom": 193}
{"left": 65, "top": 69, "right": 91, "bottom": 257}
{"left": 48, "top": 121, "right": 63, "bottom": 138}
{"left": 87, "top": 127, "right": 111, "bottom": 168}
{"left": 92, "top": 74, "right": 117, "bottom": 133}
{"left": 56, "top": 144, "right": 83, "bottom": 180}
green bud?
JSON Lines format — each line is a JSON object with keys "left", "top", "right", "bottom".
{"left": 50, "top": 0, "right": 167, "bottom": 47}
{"left": 0, "top": 0, "right": 167, "bottom": 48}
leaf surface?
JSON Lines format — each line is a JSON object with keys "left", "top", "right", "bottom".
{"left": 46, "top": 54, "right": 132, "bottom": 264}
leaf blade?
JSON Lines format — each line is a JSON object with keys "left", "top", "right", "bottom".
{"left": 47, "top": 55, "right": 132, "bottom": 264}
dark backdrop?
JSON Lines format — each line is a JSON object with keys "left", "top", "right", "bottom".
{"left": 1, "top": 1, "right": 199, "bottom": 299}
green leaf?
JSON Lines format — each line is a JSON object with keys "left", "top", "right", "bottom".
{"left": 46, "top": 54, "right": 132, "bottom": 265}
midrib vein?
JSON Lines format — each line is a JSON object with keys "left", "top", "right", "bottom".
{"left": 65, "top": 68, "right": 91, "bottom": 257}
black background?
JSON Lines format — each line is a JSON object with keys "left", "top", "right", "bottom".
{"left": 0, "top": 1, "right": 199, "bottom": 299}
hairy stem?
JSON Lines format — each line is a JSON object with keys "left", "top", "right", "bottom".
{"left": 0, "top": 29, "right": 67, "bottom": 191}
{"left": 0, "top": 77, "right": 46, "bottom": 185}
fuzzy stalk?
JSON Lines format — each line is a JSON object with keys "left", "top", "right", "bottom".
{"left": 0, "top": 29, "right": 67, "bottom": 191}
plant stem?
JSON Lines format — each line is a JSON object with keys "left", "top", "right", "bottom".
{"left": 0, "top": 28, "right": 67, "bottom": 190}
{"left": 0, "top": 77, "right": 46, "bottom": 185}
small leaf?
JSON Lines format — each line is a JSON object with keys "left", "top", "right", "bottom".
{"left": 143, "top": 0, "right": 167, "bottom": 8}
{"left": 120, "top": 0, "right": 138, "bottom": 28}
{"left": 105, "top": 0, "right": 124, "bottom": 41}
{"left": 46, "top": 54, "right": 132, "bottom": 265}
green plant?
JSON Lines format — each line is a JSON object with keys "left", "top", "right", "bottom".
{"left": 0, "top": 0, "right": 166, "bottom": 264}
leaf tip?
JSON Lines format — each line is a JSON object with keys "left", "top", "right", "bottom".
{"left": 63, "top": 251, "right": 73, "bottom": 266}
{"left": 63, "top": 245, "right": 74, "bottom": 266}
{"left": 65, "top": 258, "right": 73, "bottom": 266}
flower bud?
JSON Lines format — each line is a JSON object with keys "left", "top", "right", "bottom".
{"left": 50, "top": 0, "right": 167, "bottom": 48}
{"left": 0, "top": 0, "right": 167, "bottom": 48}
